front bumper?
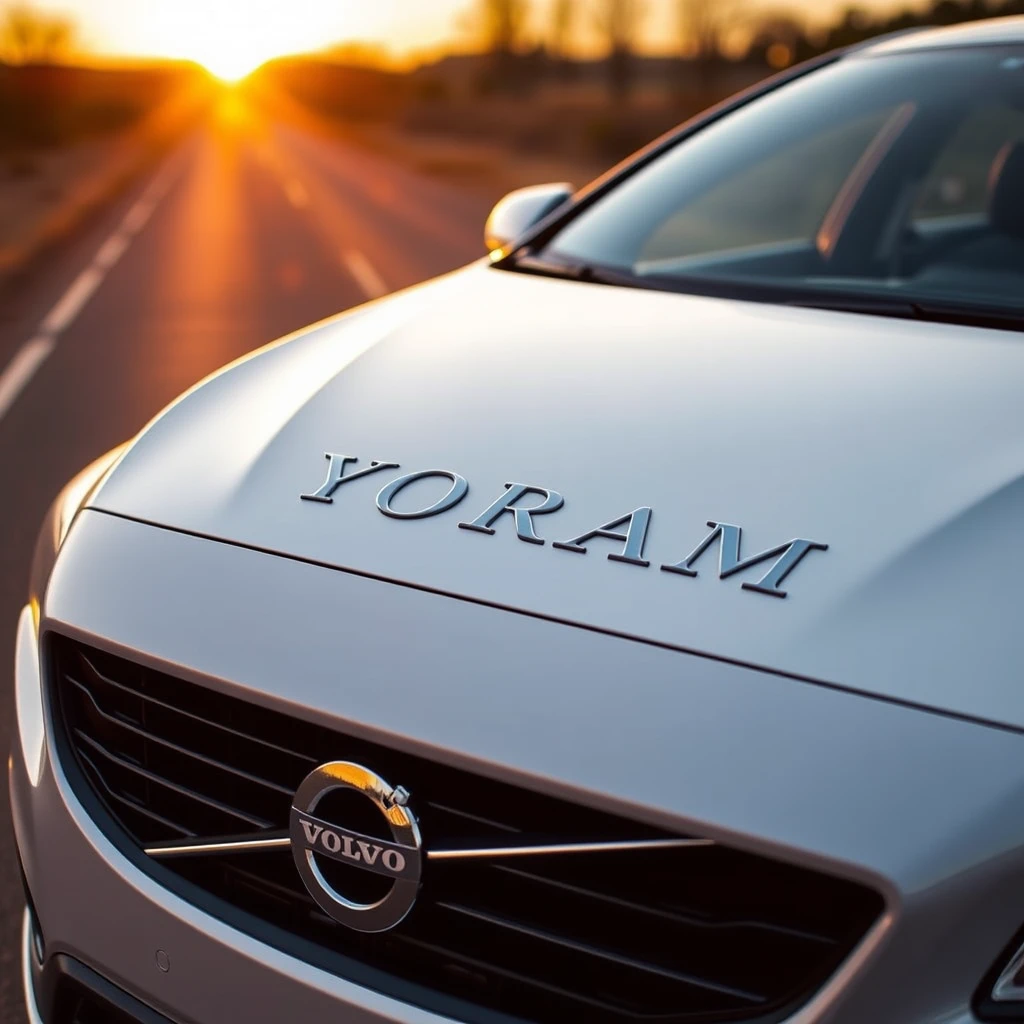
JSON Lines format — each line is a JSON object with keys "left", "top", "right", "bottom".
{"left": 12, "top": 508, "right": 1024, "bottom": 1023}
{"left": 23, "top": 912, "right": 175, "bottom": 1024}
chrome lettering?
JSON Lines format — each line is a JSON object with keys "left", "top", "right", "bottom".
{"left": 300, "top": 451, "right": 830, "bottom": 597}
{"left": 300, "top": 820, "right": 324, "bottom": 846}
{"left": 554, "top": 507, "right": 652, "bottom": 566}
{"left": 356, "top": 841, "right": 382, "bottom": 865}
{"left": 459, "top": 482, "right": 564, "bottom": 545}
{"left": 382, "top": 849, "right": 406, "bottom": 873}
{"left": 376, "top": 470, "right": 469, "bottom": 519}
{"left": 301, "top": 453, "right": 399, "bottom": 504}
{"left": 661, "top": 521, "right": 828, "bottom": 598}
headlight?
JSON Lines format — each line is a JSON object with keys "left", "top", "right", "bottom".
{"left": 17, "top": 444, "right": 126, "bottom": 786}
{"left": 14, "top": 604, "right": 44, "bottom": 785}
{"left": 977, "top": 930, "right": 1024, "bottom": 1021}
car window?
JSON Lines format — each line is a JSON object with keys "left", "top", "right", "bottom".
{"left": 540, "top": 46, "right": 1024, "bottom": 317}
{"left": 640, "top": 109, "right": 895, "bottom": 262}
{"left": 912, "top": 104, "right": 1024, "bottom": 221}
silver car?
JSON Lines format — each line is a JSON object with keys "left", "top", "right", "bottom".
{"left": 12, "top": 16, "right": 1024, "bottom": 1024}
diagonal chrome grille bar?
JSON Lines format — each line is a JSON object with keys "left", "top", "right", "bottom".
{"left": 425, "top": 837, "right": 714, "bottom": 859}
{"left": 146, "top": 831, "right": 291, "bottom": 858}
{"left": 145, "top": 833, "right": 714, "bottom": 860}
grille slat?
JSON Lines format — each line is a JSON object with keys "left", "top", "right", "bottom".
{"left": 76, "top": 749, "right": 196, "bottom": 839}
{"left": 434, "top": 901, "right": 767, "bottom": 1004}
{"left": 490, "top": 863, "right": 836, "bottom": 945}
{"left": 68, "top": 675, "right": 296, "bottom": 799}
{"left": 54, "top": 636, "right": 883, "bottom": 1024}
{"left": 393, "top": 933, "right": 696, "bottom": 1022}
{"left": 73, "top": 730, "right": 276, "bottom": 831}
{"left": 77, "top": 653, "right": 319, "bottom": 769}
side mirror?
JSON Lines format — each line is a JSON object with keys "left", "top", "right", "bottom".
{"left": 484, "top": 182, "right": 574, "bottom": 254}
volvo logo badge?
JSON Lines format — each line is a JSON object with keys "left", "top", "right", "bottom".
{"left": 290, "top": 761, "right": 422, "bottom": 933}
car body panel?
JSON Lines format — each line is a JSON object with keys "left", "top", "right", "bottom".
{"left": 89, "top": 265, "right": 1024, "bottom": 729}
{"left": 13, "top": 508, "right": 1024, "bottom": 1024}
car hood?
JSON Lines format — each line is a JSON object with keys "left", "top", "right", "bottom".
{"left": 90, "top": 264, "right": 1024, "bottom": 729}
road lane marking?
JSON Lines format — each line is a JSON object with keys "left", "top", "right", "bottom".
{"left": 0, "top": 157, "right": 179, "bottom": 423}
{"left": 285, "top": 179, "right": 309, "bottom": 209}
{"left": 94, "top": 232, "right": 131, "bottom": 271}
{"left": 0, "top": 336, "right": 55, "bottom": 421}
{"left": 39, "top": 266, "right": 105, "bottom": 335}
{"left": 343, "top": 250, "right": 388, "bottom": 300}
{"left": 144, "top": 164, "right": 177, "bottom": 203}
{"left": 122, "top": 198, "right": 156, "bottom": 234}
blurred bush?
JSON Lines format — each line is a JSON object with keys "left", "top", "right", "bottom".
{"left": 250, "top": 58, "right": 413, "bottom": 124}
{"left": 246, "top": 0, "right": 1024, "bottom": 173}
{"left": 0, "top": 64, "right": 207, "bottom": 150}
{"left": 251, "top": 54, "right": 756, "bottom": 166}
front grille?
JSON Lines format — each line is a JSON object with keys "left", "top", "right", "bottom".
{"left": 53, "top": 635, "right": 883, "bottom": 1024}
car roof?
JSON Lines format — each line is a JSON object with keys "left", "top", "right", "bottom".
{"left": 862, "top": 15, "right": 1024, "bottom": 54}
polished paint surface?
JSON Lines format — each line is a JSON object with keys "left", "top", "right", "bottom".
{"left": 89, "top": 261, "right": 1024, "bottom": 729}
{"left": 0, "top": 105, "right": 485, "bottom": 1021}
{"left": 25, "top": 509, "right": 1024, "bottom": 1024}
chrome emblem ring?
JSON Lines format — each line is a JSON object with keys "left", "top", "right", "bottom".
{"left": 290, "top": 761, "right": 422, "bottom": 933}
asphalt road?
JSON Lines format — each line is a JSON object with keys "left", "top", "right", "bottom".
{"left": 0, "top": 98, "right": 490, "bottom": 1020}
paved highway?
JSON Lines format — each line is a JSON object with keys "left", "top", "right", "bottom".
{"left": 0, "top": 96, "right": 490, "bottom": 1019}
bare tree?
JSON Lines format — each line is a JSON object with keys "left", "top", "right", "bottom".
{"left": 547, "top": 0, "right": 575, "bottom": 79}
{"left": 0, "top": 3, "right": 76, "bottom": 64}
{"left": 476, "top": 0, "right": 529, "bottom": 58}
{"left": 466, "top": 0, "right": 531, "bottom": 90}
{"left": 675, "top": 0, "right": 743, "bottom": 90}
{"left": 548, "top": 0, "right": 574, "bottom": 58}
{"left": 592, "top": 0, "right": 645, "bottom": 101}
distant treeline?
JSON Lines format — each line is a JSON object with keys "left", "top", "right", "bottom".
{"left": 751, "top": 0, "right": 1024, "bottom": 67}
{"left": 248, "top": 0, "right": 1024, "bottom": 168}
{"left": 248, "top": 61, "right": 411, "bottom": 124}
{"left": 434, "top": 0, "right": 1024, "bottom": 97}
{"left": 262, "top": 0, "right": 1024, "bottom": 111}
{"left": 0, "top": 62, "right": 206, "bottom": 148}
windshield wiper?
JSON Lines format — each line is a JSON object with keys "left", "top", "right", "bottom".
{"left": 500, "top": 252, "right": 659, "bottom": 291}
{"left": 787, "top": 296, "right": 921, "bottom": 317}
{"left": 787, "top": 296, "right": 1024, "bottom": 332}
{"left": 504, "top": 253, "right": 1024, "bottom": 334}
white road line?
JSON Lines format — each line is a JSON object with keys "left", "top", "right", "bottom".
{"left": 0, "top": 158, "right": 178, "bottom": 424}
{"left": 144, "top": 165, "right": 177, "bottom": 203}
{"left": 39, "top": 266, "right": 104, "bottom": 335}
{"left": 0, "top": 336, "right": 55, "bottom": 421}
{"left": 343, "top": 250, "right": 388, "bottom": 300}
{"left": 122, "top": 198, "right": 156, "bottom": 234}
{"left": 285, "top": 178, "right": 309, "bottom": 209}
{"left": 94, "top": 232, "right": 131, "bottom": 270}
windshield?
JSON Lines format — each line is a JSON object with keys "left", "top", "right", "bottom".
{"left": 540, "top": 45, "right": 1024, "bottom": 317}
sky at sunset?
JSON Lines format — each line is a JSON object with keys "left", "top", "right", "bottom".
{"left": 31, "top": 0, "right": 927, "bottom": 76}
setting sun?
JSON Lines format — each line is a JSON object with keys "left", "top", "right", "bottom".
{"left": 158, "top": 6, "right": 318, "bottom": 82}
{"left": 25, "top": 0, "right": 464, "bottom": 70}
{"left": 189, "top": 37, "right": 279, "bottom": 83}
